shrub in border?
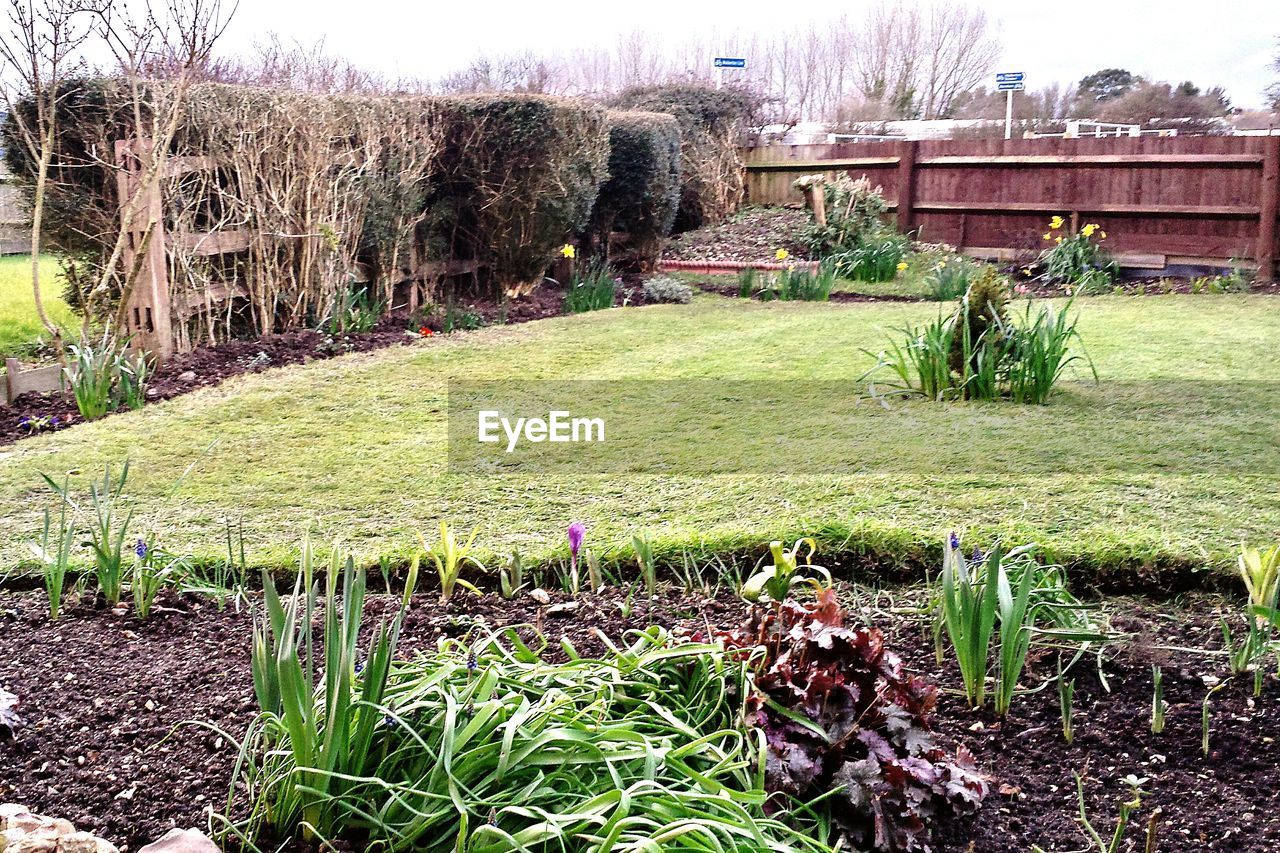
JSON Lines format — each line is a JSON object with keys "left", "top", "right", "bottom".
{"left": 588, "top": 110, "right": 681, "bottom": 269}
{"left": 609, "top": 85, "right": 758, "bottom": 231}
{"left": 431, "top": 94, "right": 609, "bottom": 295}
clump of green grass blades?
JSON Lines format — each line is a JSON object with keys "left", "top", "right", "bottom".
{"left": 220, "top": 551, "right": 833, "bottom": 852}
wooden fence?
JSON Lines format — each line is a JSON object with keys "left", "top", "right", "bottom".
{"left": 742, "top": 136, "right": 1280, "bottom": 280}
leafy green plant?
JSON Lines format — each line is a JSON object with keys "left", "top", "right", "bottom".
{"left": 770, "top": 261, "right": 836, "bottom": 301}
{"left": 862, "top": 274, "right": 1092, "bottom": 405}
{"left": 243, "top": 547, "right": 400, "bottom": 841}
{"left": 737, "top": 266, "right": 758, "bottom": 298}
{"left": 585, "top": 548, "right": 603, "bottom": 593}
{"left": 499, "top": 549, "right": 524, "bottom": 600}
{"left": 938, "top": 534, "right": 1105, "bottom": 715}
{"left": 1201, "top": 682, "right": 1226, "bottom": 756}
{"left": 1006, "top": 299, "right": 1097, "bottom": 404}
{"left": 421, "top": 520, "right": 484, "bottom": 604}
{"left": 640, "top": 276, "right": 693, "bottom": 304}
{"left": 30, "top": 476, "right": 76, "bottom": 620}
{"left": 563, "top": 261, "right": 617, "bottom": 313}
{"left": 798, "top": 174, "right": 892, "bottom": 258}
{"left": 922, "top": 256, "right": 982, "bottom": 301}
{"left": 131, "top": 539, "right": 182, "bottom": 620}
{"left": 740, "top": 538, "right": 831, "bottom": 604}
{"left": 229, "top": 614, "right": 832, "bottom": 852}
{"left": 632, "top": 532, "right": 657, "bottom": 596}
{"left": 182, "top": 517, "right": 250, "bottom": 612}
{"left": 830, "top": 234, "right": 911, "bottom": 283}
{"left": 326, "top": 283, "right": 383, "bottom": 335}
{"left": 860, "top": 313, "right": 957, "bottom": 401}
{"left": 1069, "top": 773, "right": 1151, "bottom": 853}
{"left": 1239, "top": 544, "right": 1280, "bottom": 616}
{"left": 1040, "top": 218, "right": 1118, "bottom": 292}
{"left": 41, "top": 461, "right": 134, "bottom": 605}
{"left": 115, "top": 351, "right": 153, "bottom": 410}
{"left": 1058, "top": 661, "right": 1076, "bottom": 744}
{"left": 64, "top": 329, "right": 120, "bottom": 420}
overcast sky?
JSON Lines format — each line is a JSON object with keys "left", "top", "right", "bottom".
{"left": 208, "top": 0, "right": 1277, "bottom": 109}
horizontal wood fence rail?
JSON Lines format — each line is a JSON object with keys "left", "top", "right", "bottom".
{"left": 742, "top": 136, "right": 1280, "bottom": 280}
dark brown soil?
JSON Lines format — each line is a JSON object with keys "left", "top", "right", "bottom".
{"left": 3, "top": 585, "right": 1277, "bottom": 851}
{"left": 0, "top": 284, "right": 578, "bottom": 449}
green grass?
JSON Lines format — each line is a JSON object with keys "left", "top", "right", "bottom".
{"left": 1, "top": 295, "right": 1277, "bottom": 590}
{"left": 0, "top": 254, "right": 77, "bottom": 356}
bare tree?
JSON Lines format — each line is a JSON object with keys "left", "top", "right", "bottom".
{"left": 916, "top": 2, "right": 1000, "bottom": 119}
{"left": 78, "top": 0, "right": 236, "bottom": 333}
{"left": 0, "top": 0, "right": 90, "bottom": 353}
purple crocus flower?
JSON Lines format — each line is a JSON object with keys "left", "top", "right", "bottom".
{"left": 948, "top": 531, "right": 960, "bottom": 551}
{"left": 135, "top": 538, "right": 148, "bottom": 560}
{"left": 567, "top": 522, "right": 585, "bottom": 559}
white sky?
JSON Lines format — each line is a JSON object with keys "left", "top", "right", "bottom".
{"left": 201, "top": 1, "right": 1278, "bottom": 109}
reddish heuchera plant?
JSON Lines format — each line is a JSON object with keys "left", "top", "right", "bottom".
{"left": 712, "top": 589, "right": 987, "bottom": 851}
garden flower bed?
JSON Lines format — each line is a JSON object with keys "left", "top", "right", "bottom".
{"left": 2, "top": 576, "right": 1277, "bottom": 851}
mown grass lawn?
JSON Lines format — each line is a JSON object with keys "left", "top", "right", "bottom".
{"left": 0, "top": 254, "right": 76, "bottom": 357}
{"left": 1, "top": 294, "right": 1277, "bottom": 587}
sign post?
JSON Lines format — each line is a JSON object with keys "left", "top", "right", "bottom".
{"left": 996, "top": 72, "right": 1025, "bottom": 140}
{"left": 714, "top": 56, "right": 746, "bottom": 89}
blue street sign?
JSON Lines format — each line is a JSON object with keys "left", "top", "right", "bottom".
{"left": 996, "top": 71, "right": 1025, "bottom": 83}
{"left": 714, "top": 57, "right": 746, "bottom": 69}
{"left": 997, "top": 81, "right": 1025, "bottom": 91}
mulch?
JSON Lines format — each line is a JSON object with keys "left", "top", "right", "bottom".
{"left": 661, "top": 207, "right": 812, "bottom": 265}
{"left": 2, "top": 584, "right": 1277, "bottom": 851}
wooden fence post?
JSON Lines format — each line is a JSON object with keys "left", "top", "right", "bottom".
{"left": 115, "top": 138, "right": 173, "bottom": 363}
{"left": 896, "top": 140, "right": 918, "bottom": 236}
{"left": 1258, "top": 135, "right": 1280, "bottom": 283}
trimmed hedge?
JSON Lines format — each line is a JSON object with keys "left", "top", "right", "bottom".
{"left": 610, "top": 85, "right": 758, "bottom": 231}
{"left": 432, "top": 95, "right": 609, "bottom": 294}
{"left": 588, "top": 110, "right": 681, "bottom": 268}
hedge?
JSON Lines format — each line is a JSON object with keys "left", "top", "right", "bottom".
{"left": 588, "top": 110, "right": 681, "bottom": 268}
{"left": 432, "top": 95, "right": 608, "bottom": 295}
{"left": 2, "top": 82, "right": 609, "bottom": 342}
{"left": 609, "top": 85, "right": 758, "bottom": 231}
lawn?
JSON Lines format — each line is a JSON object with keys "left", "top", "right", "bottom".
{"left": 0, "top": 254, "right": 76, "bottom": 357}
{"left": 1, "top": 294, "right": 1277, "bottom": 585}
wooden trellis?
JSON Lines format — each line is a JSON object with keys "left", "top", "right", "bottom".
{"left": 113, "top": 137, "right": 488, "bottom": 364}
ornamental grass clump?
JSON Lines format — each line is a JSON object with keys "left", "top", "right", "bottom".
{"left": 227, "top": 556, "right": 833, "bottom": 852}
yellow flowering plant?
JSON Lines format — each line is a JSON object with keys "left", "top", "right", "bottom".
{"left": 1040, "top": 218, "right": 1117, "bottom": 294}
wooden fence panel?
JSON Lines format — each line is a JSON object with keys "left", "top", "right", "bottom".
{"left": 742, "top": 136, "right": 1280, "bottom": 279}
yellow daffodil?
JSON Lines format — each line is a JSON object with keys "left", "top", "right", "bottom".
{"left": 1049, "top": 215, "right": 1065, "bottom": 230}
{"left": 775, "top": 248, "right": 790, "bottom": 261}
{"left": 560, "top": 244, "right": 576, "bottom": 259}
{"left": 1099, "top": 230, "right": 1108, "bottom": 240}
{"left": 1042, "top": 232, "right": 1052, "bottom": 241}
{"left": 896, "top": 261, "right": 909, "bottom": 271}
{"left": 1081, "top": 223, "right": 1098, "bottom": 238}
{"left": 1054, "top": 236, "right": 1063, "bottom": 244}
